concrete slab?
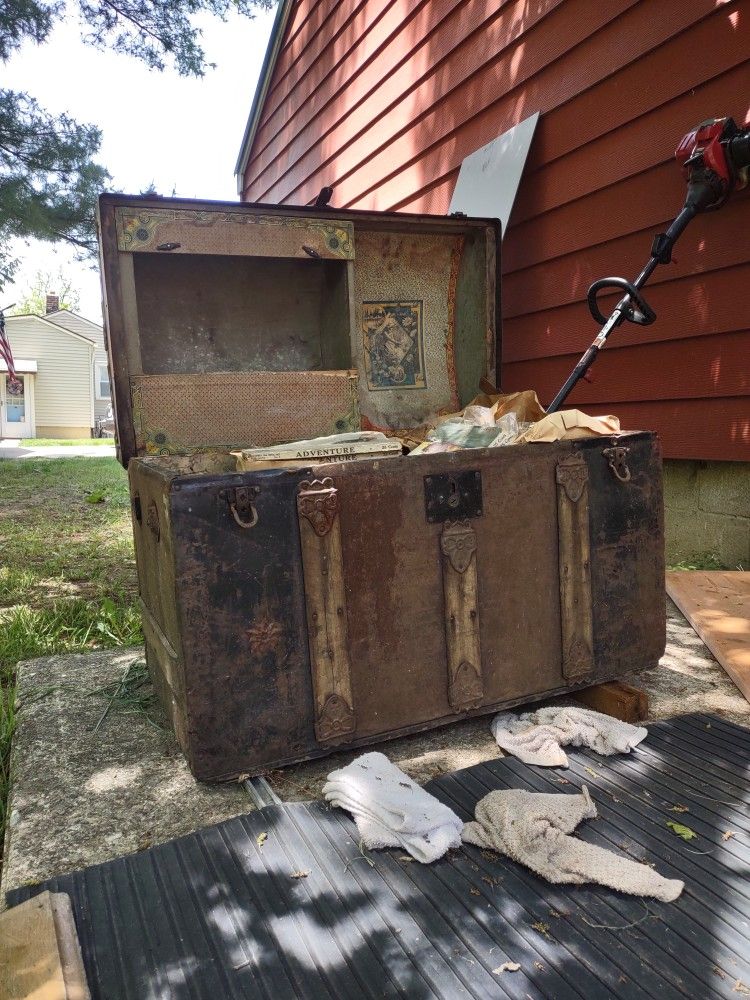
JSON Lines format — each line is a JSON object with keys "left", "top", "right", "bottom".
{"left": 3, "top": 598, "right": 748, "bottom": 901}
{"left": 1, "top": 648, "right": 248, "bottom": 901}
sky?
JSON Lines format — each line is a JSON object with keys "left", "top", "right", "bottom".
{"left": 2, "top": 3, "right": 278, "bottom": 322}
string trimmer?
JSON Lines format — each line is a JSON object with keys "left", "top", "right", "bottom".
{"left": 547, "top": 116, "right": 750, "bottom": 412}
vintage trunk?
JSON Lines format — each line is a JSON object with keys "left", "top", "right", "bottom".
{"left": 98, "top": 194, "right": 666, "bottom": 782}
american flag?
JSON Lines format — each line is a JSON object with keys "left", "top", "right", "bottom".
{"left": 0, "top": 306, "right": 22, "bottom": 390}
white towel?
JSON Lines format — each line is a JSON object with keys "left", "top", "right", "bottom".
{"left": 492, "top": 706, "right": 647, "bottom": 767}
{"left": 323, "top": 752, "right": 463, "bottom": 863}
{"left": 463, "top": 787, "right": 683, "bottom": 902}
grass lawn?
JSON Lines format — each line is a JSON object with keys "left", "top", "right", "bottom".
{"left": 0, "top": 456, "right": 142, "bottom": 873}
{"left": 19, "top": 438, "right": 114, "bottom": 447}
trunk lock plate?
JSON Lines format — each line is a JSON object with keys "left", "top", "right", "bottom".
{"left": 424, "top": 471, "right": 483, "bottom": 523}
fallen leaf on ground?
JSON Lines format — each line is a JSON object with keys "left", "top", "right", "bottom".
{"left": 493, "top": 962, "right": 520, "bottom": 974}
{"left": 669, "top": 805, "right": 689, "bottom": 813}
{"left": 469, "top": 887, "right": 481, "bottom": 896}
{"left": 257, "top": 832, "right": 268, "bottom": 848}
{"left": 723, "top": 831, "right": 736, "bottom": 842}
{"left": 398, "top": 856, "right": 414, "bottom": 862}
{"left": 734, "top": 980, "right": 750, "bottom": 996}
{"left": 584, "top": 767, "right": 600, "bottom": 778}
{"left": 290, "top": 870, "right": 310, "bottom": 879}
{"left": 666, "top": 821, "right": 697, "bottom": 841}
{"left": 531, "top": 921, "right": 551, "bottom": 939}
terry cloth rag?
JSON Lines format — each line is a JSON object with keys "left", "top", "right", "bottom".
{"left": 323, "top": 752, "right": 463, "bottom": 863}
{"left": 492, "top": 706, "right": 648, "bottom": 768}
{"left": 463, "top": 787, "right": 684, "bottom": 902}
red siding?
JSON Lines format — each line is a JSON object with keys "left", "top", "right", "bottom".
{"left": 242, "top": 0, "right": 750, "bottom": 461}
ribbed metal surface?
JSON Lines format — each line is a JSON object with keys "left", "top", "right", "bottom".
{"left": 8, "top": 713, "right": 750, "bottom": 999}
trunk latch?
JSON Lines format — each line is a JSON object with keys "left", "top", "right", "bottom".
{"left": 220, "top": 486, "right": 260, "bottom": 528}
{"left": 602, "top": 445, "right": 631, "bottom": 483}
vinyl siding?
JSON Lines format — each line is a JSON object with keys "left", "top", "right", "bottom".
{"left": 45, "top": 310, "right": 111, "bottom": 420}
{"left": 241, "top": 0, "right": 750, "bottom": 461}
{"left": 5, "top": 316, "right": 93, "bottom": 430}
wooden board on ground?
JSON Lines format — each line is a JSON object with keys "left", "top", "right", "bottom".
{"left": 666, "top": 571, "right": 750, "bottom": 704}
{"left": 574, "top": 680, "right": 649, "bottom": 723}
{"left": 0, "top": 890, "right": 89, "bottom": 1000}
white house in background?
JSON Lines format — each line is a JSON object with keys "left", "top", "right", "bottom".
{"left": 44, "top": 308, "right": 110, "bottom": 424}
{"left": 0, "top": 297, "right": 110, "bottom": 440}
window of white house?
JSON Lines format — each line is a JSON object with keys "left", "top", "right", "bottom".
{"left": 97, "top": 364, "right": 111, "bottom": 400}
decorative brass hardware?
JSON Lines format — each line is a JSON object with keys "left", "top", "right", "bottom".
{"left": 317, "top": 693, "right": 356, "bottom": 743}
{"left": 441, "top": 520, "right": 478, "bottom": 574}
{"left": 145, "top": 500, "right": 160, "bottom": 541}
{"left": 555, "top": 453, "right": 588, "bottom": 502}
{"left": 297, "top": 478, "right": 339, "bottom": 536}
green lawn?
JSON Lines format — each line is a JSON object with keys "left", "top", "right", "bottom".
{"left": 19, "top": 438, "right": 113, "bottom": 447}
{"left": 0, "top": 456, "right": 141, "bottom": 872}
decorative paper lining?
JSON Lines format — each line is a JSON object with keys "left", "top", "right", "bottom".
{"left": 115, "top": 207, "right": 355, "bottom": 260}
{"left": 130, "top": 370, "right": 359, "bottom": 455}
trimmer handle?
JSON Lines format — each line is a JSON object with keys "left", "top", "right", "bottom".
{"left": 587, "top": 277, "right": 657, "bottom": 326}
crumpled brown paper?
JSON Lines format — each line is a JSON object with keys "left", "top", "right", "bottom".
{"left": 465, "top": 388, "right": 547, "bottom": 424}
{"left": 517, "top": 409, "right": 621, "bottom": 443}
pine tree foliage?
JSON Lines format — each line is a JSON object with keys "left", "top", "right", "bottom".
{"left": 0, "top": 0, "right": 272, "bottom": 290}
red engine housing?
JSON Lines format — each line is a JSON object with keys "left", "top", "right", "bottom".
{"left": 675, "top": 117, "right": 741, "bottom": 210}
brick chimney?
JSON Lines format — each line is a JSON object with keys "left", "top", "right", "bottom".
{"left": 45, "top": 293, "right": 60, "bottom": 314}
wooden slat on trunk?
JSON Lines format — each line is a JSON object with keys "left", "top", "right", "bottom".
{"left": 556, "top": 453, "right": 594, "bottom": 679}
{"left": 297, "top": 477, "right": 356, "bottom": 743}
{"left": 440, "top": 520, "right": 484, "bottom": 711}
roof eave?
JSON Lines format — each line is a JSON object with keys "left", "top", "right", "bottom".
{"left": 234, "top": 0, "right": 295, "bottom": 197}
{"left": 6, "top": 312, "right": 97, "bottom": 346}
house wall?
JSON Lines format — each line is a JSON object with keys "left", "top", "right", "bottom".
{"left": 5, "top": 317, "right": 93, "bottom": 436}
{"left": 240, "top": 0, "right": 750, "bottom": 464}
{"left": 46, "top": 310, "right": 111, "bottom": 421}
